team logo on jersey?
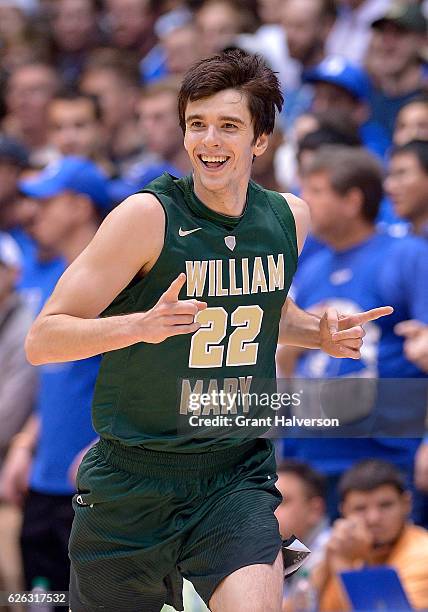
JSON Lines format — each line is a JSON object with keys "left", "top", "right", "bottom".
{"left": 224, "top": 235, "right": 236, "bottom": 251}
{"left": 179, "top": 227, "right": 202, "bottom": 237}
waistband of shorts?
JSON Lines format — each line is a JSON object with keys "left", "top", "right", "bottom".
{"left": 96, "top": 438, "right": 261, "bottom": 479}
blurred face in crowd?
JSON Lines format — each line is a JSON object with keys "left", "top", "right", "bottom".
{"left": 6, "top": 65, "right": 59, "bottom": 130}
{"left": 281, "top": 0, "right": 327, "bottom": 63}
{"left": 385, "top": 152, "right": 428, "bottom": 226}
{"left": 370, "top": 24, "right": 421, "bottom": 78}
{"left": 28, "top": 192, "right": 84, "bottom": 251}
{"left": 257, "top": 0, "right": 284, "bottom": 25}
{"left": 341, "top": 485, "right": 410, "bottom": 548}
{"left": 275, "top": 472, "right": 325, "bottom": 541}
{"left": 311, "top": 83, "right": 365, "bottom": 125}
{"left": 162, "top": 25, "right": 202, "bottom": 75}
{"left": 105, "top": 0, "right": 152, "bottom": 49}
{"left": 138, "top": 90, "right": 182, "bottom": 158}
{"left": 48, "top": 98, "right": 101, "bottom": 158}
{"left": 80, "top": 69, "right": 137, "bottom": 130}
{"left": 184, "top": 88, "right": 268, "bottom": 197}
{"left": 301, "top": 170, "right": 361, "bottom": 242}
{"left": 394, "top": 102, "right": 428, "bottom": 146}
{"left": 52, "top": 0, "right": 97, "bottom": 52}
{"left": 196, "top": 1, "right": 241, "bottom": 56}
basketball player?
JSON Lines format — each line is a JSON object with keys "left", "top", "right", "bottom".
{"left": 25, "top": 50, "right": 392, "bottom": 612}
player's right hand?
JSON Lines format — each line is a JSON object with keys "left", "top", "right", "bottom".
{"left": 138, "top": 273, "right": 207, "bottom": 343}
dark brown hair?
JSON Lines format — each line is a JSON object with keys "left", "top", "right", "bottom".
{"left": 277, "top": 459, "right": 326, "bottom": 500}
{"left": 339, "top": 459, "right": 406, "bottom": 503}
{"left": 302, "top": 145, "right": 383, "bottom": 223}
{"left": 178, "top": 49, "right": 283, "bottom": 140}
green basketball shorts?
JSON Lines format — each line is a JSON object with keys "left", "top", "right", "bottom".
{"left": 68, "top": 438, "right": 283, "bottom": 612}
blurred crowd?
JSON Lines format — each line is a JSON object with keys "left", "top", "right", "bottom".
{"left": 0, "top": 0, "right": 427, "bottom": 610}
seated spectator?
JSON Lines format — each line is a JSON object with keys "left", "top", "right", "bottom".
{"left": 303, "top": 55, "right": 390, "bottom": 158}
{"left": 313, "top": 459, "right": 428, "bottom": 611}
{"left": 366, "top": 2, "right": 427, "bottom": 142}
{"left": 79, "top": 48, "right": 141, "bottom": 171}
{"left": 394, "top": 95, "right": 428, "bottom": 146}
{"left": 385, "top": 140, "right": 428, "bottom": 236}
{"left": 2, "top": 62, "right": 61, "bottom": 167}
{"left": 275, "top": 460, "right": 330, "bottom": 576}
{"left": 47, "top": 90, "right": 114, "bottom": 176}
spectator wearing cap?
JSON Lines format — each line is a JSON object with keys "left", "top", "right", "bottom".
{"left": 0, "top": 232, "right": 36, "bottom": 609}
{"left": 303, "top": 55, "right": 390, "bottom": 158}
{"left": 1, "top": 156, "right": 110, "bottom": 596}
{"left": 366, "top": 1, "right": 428, "bottom": 142}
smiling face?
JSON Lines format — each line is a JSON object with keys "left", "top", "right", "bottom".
{"left": 183, "top": 88, "right": 268, "bottom": 203}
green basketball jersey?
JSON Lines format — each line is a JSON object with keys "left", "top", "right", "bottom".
{"left": 92, "top": 173, "right": 298, "bottom": 451}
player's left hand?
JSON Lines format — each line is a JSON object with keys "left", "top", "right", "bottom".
{"left": 319, "top": 306, "right": 394, "bottom": 359}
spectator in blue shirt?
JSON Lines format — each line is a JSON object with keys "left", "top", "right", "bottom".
{"left": 279, "top": 145, "right": 428, "bottom": 518}
{"left": 1, "top": 157, "right": 111, "bottom": 595}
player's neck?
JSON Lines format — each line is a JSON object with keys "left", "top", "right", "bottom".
{"left": 192, "top": 174, "right": 249, "bottom": 217}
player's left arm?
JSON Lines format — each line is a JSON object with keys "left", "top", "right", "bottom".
{"left": 277, "top": 194, "right": 394, "bottom": 358}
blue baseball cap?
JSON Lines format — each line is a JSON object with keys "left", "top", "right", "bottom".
{"left": 303, "top": 56, "right": 371, "bottom": 101}
{"left": 19, "top": 156, "right": 112, "bottom": 214}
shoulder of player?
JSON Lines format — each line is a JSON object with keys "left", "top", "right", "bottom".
{"left": 279, "top": 193, "right": 311, "bottom": 254}
{"left": 279, "top": 192, "right": 311, "bottom": 226}
{"left": 99, "top": 193, "right": 165, "bottom": 241}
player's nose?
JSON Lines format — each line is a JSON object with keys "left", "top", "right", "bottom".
{"left": 202, "top": 125, "right": 221, "bottom": 147}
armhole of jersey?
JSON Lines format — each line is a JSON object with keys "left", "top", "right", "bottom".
{"left": 116, "top": 187, "right": 173, "bottom": 298}
{"left": 265, "top": 191, "right": 299, "bottom": 274}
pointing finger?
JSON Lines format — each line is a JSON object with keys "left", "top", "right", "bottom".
{"left": 161, "top": 273, "right": 187, "bottom": 303}
{"left": 342, "top": 306, "right": 394, "bottom": 327}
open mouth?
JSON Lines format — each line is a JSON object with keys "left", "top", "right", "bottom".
{"left": 198, "top": 154, "right": 230, "bottom": 169}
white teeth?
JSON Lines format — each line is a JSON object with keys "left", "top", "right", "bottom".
{"left": 200, "top": 156, "right": 228, "bottom": 163}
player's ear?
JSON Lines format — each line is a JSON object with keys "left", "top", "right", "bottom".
{"left": 253, "top": 133, "right": 269, "bottom": 157}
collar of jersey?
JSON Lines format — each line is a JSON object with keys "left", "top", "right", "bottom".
{"left": 180, "top": 174, "right": 249, "bottom": 232}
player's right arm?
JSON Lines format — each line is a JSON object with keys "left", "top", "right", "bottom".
{"left": 25, "top": 194, "right": 206, "bottom": 365}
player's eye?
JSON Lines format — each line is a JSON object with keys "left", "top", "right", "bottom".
{"left": 191, "top": 121, "right": 204, "bottom": 128}
{"left": 223, "top": 123, "right": 237, "bottom": 129}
